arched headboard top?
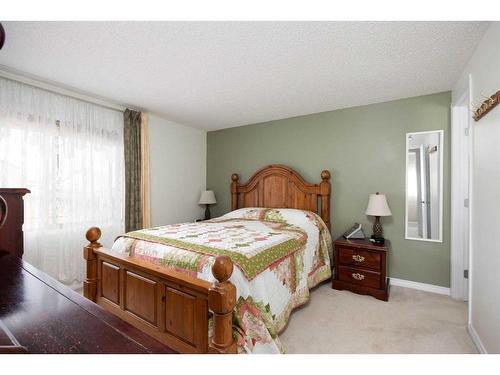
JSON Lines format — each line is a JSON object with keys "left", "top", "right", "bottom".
{"left": 230, "top": 164, "right": 331, "bottom": 231}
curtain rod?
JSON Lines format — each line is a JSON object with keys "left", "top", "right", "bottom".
{"left": 0, "top": 64, "right": 143, "bottom": 113}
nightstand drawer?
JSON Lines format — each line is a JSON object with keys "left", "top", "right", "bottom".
{"left": 338, "top": 266, "right": 381, "bottom": 289}
{"left": 337, "top": 246, "right": 381, "bottom": 270}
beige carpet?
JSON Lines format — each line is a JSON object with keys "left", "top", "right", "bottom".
{"left": 279, "top": 283, "right": 477, "bottom": 354}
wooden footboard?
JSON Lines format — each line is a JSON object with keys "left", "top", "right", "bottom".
{"left": 83, "top": 227, "right": 237, "bottom": 354}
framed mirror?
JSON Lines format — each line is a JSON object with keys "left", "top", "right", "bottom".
{"left": 405, "top": 130, "right": 443, "bottom": 242}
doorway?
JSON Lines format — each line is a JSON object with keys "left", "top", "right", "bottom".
{"left": 450, "top": 89, "right": 471, "bottom": 301}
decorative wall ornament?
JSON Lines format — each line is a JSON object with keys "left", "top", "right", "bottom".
{"left": 472, "top": 90, "right": 500, "bottom": 122}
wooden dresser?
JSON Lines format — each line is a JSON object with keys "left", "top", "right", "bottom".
{"left": 0, "top": 188, "right": 30, "bottom": 258}
{"left": 0, "top": 255, "right": 175, "bottom": 354}
{"left": 332, "top": 237, "right": 390, "bottom": 301}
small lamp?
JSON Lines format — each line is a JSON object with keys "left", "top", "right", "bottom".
{"left": 199, "top": 190, "right": 217, "bottom": 220}
{"left": 365, "top": 192, "right": 392, "bottom": 243}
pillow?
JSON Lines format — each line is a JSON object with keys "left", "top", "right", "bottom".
{"left": 222, "top": 207, "right": 321, "bottom": 225}
{"left": 221, "top": 207, "right": 267, "bottom": 220}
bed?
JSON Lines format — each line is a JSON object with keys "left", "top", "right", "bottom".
{"left": 83, "top": 164, "right": 332, "bottom": 354}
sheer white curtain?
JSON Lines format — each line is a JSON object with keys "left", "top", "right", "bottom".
{"left": 0, "top": 77, "right": 124, "bottom": 287}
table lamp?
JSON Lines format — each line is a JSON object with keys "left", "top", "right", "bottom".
{"left": 199, "top": 190, "right": 217, "bottom": 220}
{"left": 365, "top": 192, "right": 392, "bottom": 243}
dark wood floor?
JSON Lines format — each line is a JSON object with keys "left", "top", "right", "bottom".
{"left": 0, "top": 255, "right": 175, "bottom": 354}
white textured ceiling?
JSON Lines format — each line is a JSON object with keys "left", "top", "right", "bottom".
{"left": 0, "top": 21, "right": 489, "bottom": 130}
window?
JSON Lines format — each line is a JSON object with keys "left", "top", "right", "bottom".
{"left": 0, "top": 77, "right": 124, "bottom": 286}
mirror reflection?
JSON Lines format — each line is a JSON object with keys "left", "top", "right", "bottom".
{"left": 405, "top": 130, "right": 443, "bottom": 242}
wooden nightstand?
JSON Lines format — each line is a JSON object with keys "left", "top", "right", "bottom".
{"left": 332, "top": 237, "right": 390, "bottom": 301}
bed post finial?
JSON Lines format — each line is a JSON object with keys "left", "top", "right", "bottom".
{"left": 320, "top": 170, "right": 331, "bottom": 232}
{"left": 83, "top": 227, "right": 102, "bottom": 302}
{"left": 231, "top": 173, "right": 239, "bottom": 211}
{"left": 321, "top": 170, "right": 330, "bottom": 182}
{"left": 212, "top": 255, "right": 233, "bottom": 283}
{"left": 86, "top": 227, "right": 102, "bottom": 245}
{"left": 209, "top": 256, "right": 237, "bottom": 354}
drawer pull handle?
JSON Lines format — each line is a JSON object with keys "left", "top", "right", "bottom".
{"left": 352, "top": 254, "right": 365, "bottom": 262}
{"left": 352, "top": 273, "right": 365, "bottom": 281}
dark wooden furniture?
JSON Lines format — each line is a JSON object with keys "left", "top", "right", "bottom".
{"left": 0, "top": 188, "right": 30, "bottom": 258}
{"left": 0, "top": 254, "right": 175, "bottom": 354}
{"left": 332, "top": 238, "right": 390, "bottom": 301}
{"left": 0, "top": 22, "right": 5, "bottom": 50}
{"left": 83, "top": 164, "right": 332, "bottom": 354}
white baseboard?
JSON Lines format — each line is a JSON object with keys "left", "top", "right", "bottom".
{"left": 468, "top": 324, "right": 487, "bottom": 354}
{"left": 390, "top": 277, "right": 450, "bottom": 296}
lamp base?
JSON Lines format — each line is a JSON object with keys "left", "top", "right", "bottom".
{"left": 204, "top": 204, "right": 211, "bottom": 220}
{"left": 372, "top": 216, "right": 384, "bottom": 244}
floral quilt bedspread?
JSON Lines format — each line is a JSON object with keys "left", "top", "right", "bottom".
{"left": 111, "top": 207, "right": 332, "bottom": 354}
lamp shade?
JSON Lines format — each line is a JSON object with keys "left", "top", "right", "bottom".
{"left": 198, "top": 190, "right": 216, "bottom": 205}
{"left": 365, "top": 193, "right": 392, "bottom": 216}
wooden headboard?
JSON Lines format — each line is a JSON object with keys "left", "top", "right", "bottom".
{"left": 230, "top": 164, "right": 331, "bottom": 230}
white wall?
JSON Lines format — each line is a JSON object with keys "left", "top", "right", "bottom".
{"left": 452, "top": 22, "right": 500, "bottom": 353}
{"left": 148, "top": 114, "right": 206, "bottom": 226}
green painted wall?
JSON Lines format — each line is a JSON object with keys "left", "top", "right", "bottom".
{"left": 207, "top": 92, "right": 451, "bottom": 287}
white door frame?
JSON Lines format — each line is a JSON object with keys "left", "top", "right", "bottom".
{"left": 450, "top": 86, "right": 471, "bottom": 301}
